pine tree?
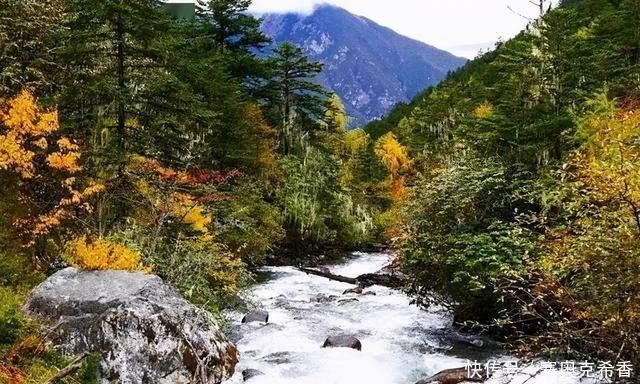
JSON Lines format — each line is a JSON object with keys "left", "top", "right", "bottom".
{"left": 195, "top": 0, "right": 270, "bottom": 81}
{"left": 195, "top": 0, "right": 269, "bottom": 54}
{"left": 58, "top": 0, "right": 197, "bottom": 224}
{"left": 0, "top": 0, "right": 64, "bottom": 97}
{"left": 264, "top": 42, "right": 329, "bottom": 155}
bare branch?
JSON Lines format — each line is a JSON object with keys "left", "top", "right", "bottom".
{"left": 44, "top": 352, "right": 90, "bottom": 384}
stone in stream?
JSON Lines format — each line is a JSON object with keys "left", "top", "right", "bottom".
{"left": 23, "top": 267, "right": 238, "bottom": 384}
{"left": 311, "top": 293, "right": 339, "bottom": 303}
{"left": 242, "top": 310, "right": 269, "bottom": 323}
{"left": 415, "top": 367, "right": 486, "bottom": 384}
{"left": 342, "top": 286, "right": 363, "bottom": 295}
{"left": 431, "top": 328, "right": 494, "bottom": 351}
{"left": 242, "top": 368, "right": 264, "bottom": 381}
{"left": 260, "top": 351, "right": 295, "bottom": 364}
{"left": 322, "top": 335, "right": 362, "bottom": 351}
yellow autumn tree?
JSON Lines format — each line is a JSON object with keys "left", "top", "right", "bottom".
{"left": 0, "top": 90, "right": 58, "bottom": 178}
{"left": 345, "top": 129, "right": 369, "bottom": 156}
{"left": 245, "top": 102, "right": 278, "bottom": 171}
{"left": 0, "top": 90, "right": 103, "bottom": 247}
{"left": 373, "top": 132, "right": 413, "bottom": 239}
{"left": 341, "top": 129, "right": 369, "bottom": 185}
{"left": 473, "top": 102, "right": 494, "bottom": 119}
{"left": 374, "top": 132, "right": 411, "bottom": 180}
{"left": 325, "top": 94, "right": 348, "bottom": 132}
{"left": 375, "top": 132, "right": 412, "bottom": 202}
{"left": 170, "top": 192, "right": 213, "bottom": 235}
{"left": 534, "top": 96, "right": 640, "bottom": 363}
{"left": 130, "top": 156, "right": 214, "bottom": 237}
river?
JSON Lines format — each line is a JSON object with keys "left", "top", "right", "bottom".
{"left": 222, "top": 252, "right": 593, "bottom": 384}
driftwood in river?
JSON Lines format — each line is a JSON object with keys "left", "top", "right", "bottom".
{"left": 298, "top": 267, "right": 404, "bottom": 288}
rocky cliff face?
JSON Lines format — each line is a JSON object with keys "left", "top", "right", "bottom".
{"left": 24, "top": 267, "right": 237, "bottom": 384}
{"left": 261, "top": 5, "right": 466, "bottom": 127}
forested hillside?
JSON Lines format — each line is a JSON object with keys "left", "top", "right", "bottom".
{"left": 364, "top": 0, "right": 640, "bottom": 370}
{"left": 0, "top": 0, "right": 397, "bottom": 380}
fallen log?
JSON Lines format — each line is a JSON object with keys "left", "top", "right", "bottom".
{"left": 297, "top": 267, "right": 404, "bottom": 288}
{"left": 357, "top": 272, "right": 404, "bottom": 288}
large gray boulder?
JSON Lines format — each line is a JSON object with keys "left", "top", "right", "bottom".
{"left": 23, "top": 267, "right": 238, "bottom": 384}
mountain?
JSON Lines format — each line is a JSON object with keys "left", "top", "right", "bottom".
{"left": 260, "top": 5, "right": 467, "bottom": 127}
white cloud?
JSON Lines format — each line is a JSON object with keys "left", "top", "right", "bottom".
{"left": 250, "top": 0, "right": 322, "bottom": 15}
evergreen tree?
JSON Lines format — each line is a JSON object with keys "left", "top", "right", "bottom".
{"left": 0, "top": 0, "right": 64, "bottom": 97}
{"left": 195, "top": 0, "right": 270, "bottom": 82}
{"left": 264, "top": 42, "right": 329, "bottom": 155}
{"left": 58, "top": 0, "right": 197, "bottom": 225}
{"left": 195, "top": 0, "right": 269, "bottom": 54}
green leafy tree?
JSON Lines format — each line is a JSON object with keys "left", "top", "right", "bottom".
{"left": 400, "top": 155, "right": 535, "bottom": 321}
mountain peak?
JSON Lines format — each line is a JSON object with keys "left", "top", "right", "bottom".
{"left": 261, "top": 6, "right": 466, "bottom": 127}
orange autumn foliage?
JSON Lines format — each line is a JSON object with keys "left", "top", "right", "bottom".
{"left": 65, "top": 236, "right": 149, "bottom": 272}
{"left": 0, "top": 90, "right": 102, "bottom": 246}
{"left": 171, "top": 192, "right": 212, "bottom": 235}
{"left": 0, "top": 364, "right": 24, "bottom": 384}
{"left": 0, "top": 90, "right": 58, "bottom": 178}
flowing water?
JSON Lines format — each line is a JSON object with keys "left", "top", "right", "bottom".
{"left": 222, "top": 252, "right": 589, "bottom": 384}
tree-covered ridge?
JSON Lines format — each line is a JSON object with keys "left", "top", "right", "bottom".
{"left": 363, "top": 0, "right": 640, "bottom": 369}
{"left": 0, "top": 0, "right": 396, "bottom": 380}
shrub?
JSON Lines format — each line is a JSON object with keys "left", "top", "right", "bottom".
{"left": 211, "top": 179, "right": 284, "bottom": 266}
{"left": 0, "top": 287, "right": 24, "bottom": 345}
{"left": 400, "top": 155, "right": 535, "bottom": 322}
{"left": 145, "top": 237, "right": 250, "bottom": 312}
{"left": 64, "top": 236, "right": 149, "bottom": 272}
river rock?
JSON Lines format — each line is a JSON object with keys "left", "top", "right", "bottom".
{"left": 322, "top": 335, "right": 362, "bottom": 351}
{"left": 416, "top": 367, "right": 485, "bottom": 384}
{"left": 431, "top": 329, "right": 494, "bottom": 352}
{"left": 343, "top": 286, "right": 363, "bottom": 295}
{"left": 242, "top": 310, "right": 269, "bottom": 323}
{"left": 242, "top": 368, "right": 264, "bottom": 381}
{"left": 338, "top": 298, "right": 359, "bottom": 305}
{"left": 23, "top": 267, "right": 238, "bottom": 384}
{"left": 311, "top": 293, "right": 338, "bottom": 303}
{"left": 260, "top": 351, "right": 296, "bottom": 364}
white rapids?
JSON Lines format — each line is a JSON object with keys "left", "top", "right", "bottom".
{"left": 222, "top": 252, "right": 593, "bottom": 384}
